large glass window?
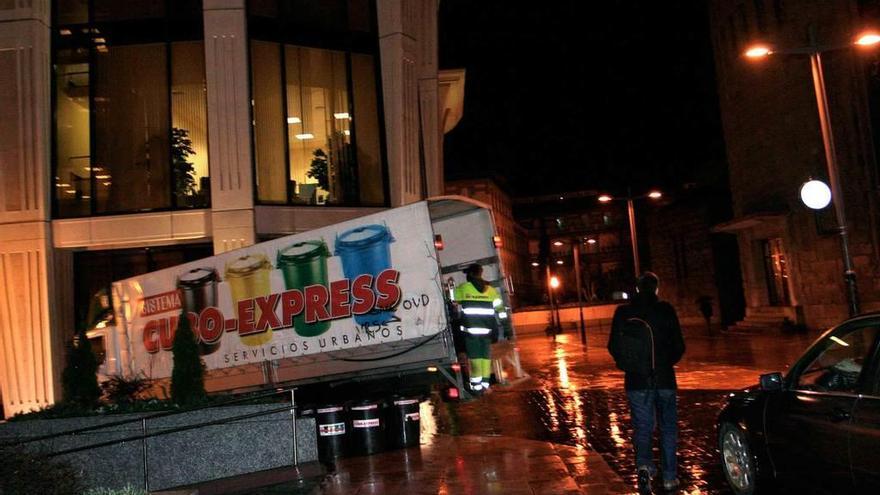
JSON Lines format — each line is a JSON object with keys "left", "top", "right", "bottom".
{"left": 249, "top": 0, "right": 386, "bottom": 207}
{"left": 52, "top": 0, "right": 208, "bottom": 217}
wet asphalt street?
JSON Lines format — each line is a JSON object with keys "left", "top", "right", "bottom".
{"left": 436, "top": 326, "right": 817, "bottom": 494}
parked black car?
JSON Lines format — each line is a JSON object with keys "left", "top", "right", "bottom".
{"left": 717, "top": 314, "right": 880, "bottom": 494}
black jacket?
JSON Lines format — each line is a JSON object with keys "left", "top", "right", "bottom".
{"left": 607, "top": 293, "right": 685, "bottom": 390}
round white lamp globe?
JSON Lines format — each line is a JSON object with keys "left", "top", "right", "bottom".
{"left": 800, "top": 180, "right": 832, "bottom": 210}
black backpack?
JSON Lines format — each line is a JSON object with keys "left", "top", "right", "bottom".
{"left": 614, "top": 317, "right": 656, "bottom": 376}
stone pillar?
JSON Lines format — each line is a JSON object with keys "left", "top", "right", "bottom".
{"left": 416, "top": 0, "right": 442, "bottom": 198}
{"left": 378, "top": 0, "right": 423, "bottom": 206}
{"left": 0, "top": 0, "right": 62, "bottom": 417}
{"left": 203, "top": 0, "right": 256, "bottom": 253}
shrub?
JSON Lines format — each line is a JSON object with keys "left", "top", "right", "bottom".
{"left": 83, "top": 486, "right": 147, "bottom": 495}
{"left": 0, "top": 446, "right": 83, "bottom": 495}
{"left": 101, "top": 374, "right": 151, "bottom": 405}
{"left": 61, "top": 328, "right": 101, "bottom": 407}
{"left": 170, "top": 312, "right": 206, "bottom": 406}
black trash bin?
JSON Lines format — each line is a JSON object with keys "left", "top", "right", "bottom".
{"left": 348, "top": 400, "right": 385, "bottom": 456}
{"left": 315, "top": 404, "right": 348, "bottom": 461}
{"left": 387, "top": 397, "right": 421, "bottom": 449}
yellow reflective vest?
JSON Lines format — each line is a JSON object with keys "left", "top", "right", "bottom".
{"left": 453, "top": 282, "right": 505, "bottom": 336}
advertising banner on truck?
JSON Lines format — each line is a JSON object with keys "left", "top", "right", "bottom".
{"left": 112, "top": 203, "right": 447, "bottom": 379}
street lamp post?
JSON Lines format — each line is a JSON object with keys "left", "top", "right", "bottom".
{"left": 548, "top": 273, "right": 562, "bottom": 335}
{"left": 599, "top": 190, "right": 663, "bottom": 278}
{"left": 572, "top": 239, "right": 586, "bottom": 344}
{"left": 744, "top": 29, "right": 879, "bottom": 316}
{"left": 626, "top": 197, "right": 640, "bottom": 275}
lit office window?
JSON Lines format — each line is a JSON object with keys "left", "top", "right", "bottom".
{"left": 171, "top": 42, "right": 210, "bottom": 208}
{"left": 251, "top": 42, "right": 385, "bottom": 206}
{"left": 248, "top": 0, "right": 386, "bottom": 207}
{"left": 285, "top": 45, "right": 352, "bottom": 205}
{"left": 54, "top": 38, "right": 92, "bottom": 217}
{"left": 93, "top": 43, "right": 171, "bottom": 213}
{"left": 52, "top": 0, "right": 207, "bottom": 218}
{"left": 251, "top": 41, "right": 288, "bottom": 204}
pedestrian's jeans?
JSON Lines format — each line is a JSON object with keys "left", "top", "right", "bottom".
{"left": 626, "top": 388, "right": 678, "bottom": 481}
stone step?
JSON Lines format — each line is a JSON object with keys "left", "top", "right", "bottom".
{"left": 741, "top": 315, "right": 787, "bottom": 324}
{"left": 745, "top": 306, "right": 790, "bottom": 317}
{"left": 724, "top": 326, "right": 777, "bottom": 334}
{"left": 729, "top": 320, "right": 783, "bottom": 331}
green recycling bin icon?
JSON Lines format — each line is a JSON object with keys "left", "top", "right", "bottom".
{"left": 277, "top": 240, "right": 331, "bottom": 337}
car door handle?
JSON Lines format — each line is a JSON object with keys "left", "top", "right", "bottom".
{"left": 830, "top": 408, "right": 851, "bottom": 423}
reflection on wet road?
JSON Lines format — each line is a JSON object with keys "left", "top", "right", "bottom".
{"left": 437, "top": 328, "right": 816, "bottom": 493}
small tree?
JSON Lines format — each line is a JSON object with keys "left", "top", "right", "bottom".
{"left": 171, "top": 127, "right": 198, "bottom": 204}
{"left": 170, "top": 312, "right": 206, "bottom": 406}
{"left": 306, "top": 148, "right": 329, "bottom": 190}
{"left": 61, "top": 327, "right": 101, "bottom": 407}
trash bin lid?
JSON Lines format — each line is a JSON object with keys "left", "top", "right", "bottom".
{"left": 277, "top": 241, "right": 329, "bottom": 264}
{"left": 317, "top": 405, "right": 345, "bottom": 414}
{"left": 335, "top": 225, "right": 392, "bottom": 253}
{"left": 225, "top": 254, "right": 271, "bottom": 278}
{"left": 177, "top": 267, "right": 216, "bottom": 287}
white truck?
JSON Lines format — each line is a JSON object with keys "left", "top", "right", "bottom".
{"left": 93, "top": 197, "right": 518, "bottom": 398}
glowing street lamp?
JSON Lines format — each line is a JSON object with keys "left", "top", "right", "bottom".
{"left": 597, "top": 189, "right": 663, "bottom": 276}
{"left": 800, "top": 179, "right": 832, "bottom": 210}
{"left": 547, "top": 274, "right": 562, "bottom": 337}
{"left": 744, "top": 45, "right": 773, "bottom": 58}
{"left": 743, "top": 28, "right": 877, "bottom": 317}
{"left": 855, "top": 32, "right": 880, "bottom": 47}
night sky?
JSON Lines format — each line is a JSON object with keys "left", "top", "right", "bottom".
{"left": 440, "top": 1, "right": 729, "bottom": 197}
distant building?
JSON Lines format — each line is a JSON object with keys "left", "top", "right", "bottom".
{"left": 445, "top": 178, "right": 529, "bottom": 307}
{"left": 0, "top": 0, "right": 463, "bottom": 417}
{"left": 709, "top": 0, "right": 880, "bottom": 329}
{"left": 513, "top": 192, "right": 634, "bottom": 308}
{"left": 643, "top": 187, "right": 744, "bottom": 327}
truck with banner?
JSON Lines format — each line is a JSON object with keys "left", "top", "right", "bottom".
{"left": 100, "top": 197, "right": 515, "bottom": 396}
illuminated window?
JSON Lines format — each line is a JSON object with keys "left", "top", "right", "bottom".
{"left": 52, "top": 0, "right": 208, "bottom": 217}
{"left": 249, "top": 0, "right": 386, "bottom": 207}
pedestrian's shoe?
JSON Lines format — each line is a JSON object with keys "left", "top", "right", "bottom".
{"left": 662, "top": 477, "right": 680, "bottom": 492}
{"left": 637, "top": 467, "right": 653, "bottom": 495}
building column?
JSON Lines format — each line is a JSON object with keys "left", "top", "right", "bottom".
{"left": 378, "top": 0, "right": 423, "bottom": 206}
{"left": 203, "top": 0, "right": 256, "bottom": 253}
{"left": 416, "top": 0, "right": 442, "bottom": 198}
{"left": 0, "top": 0, "right": 62, "bottom": 417}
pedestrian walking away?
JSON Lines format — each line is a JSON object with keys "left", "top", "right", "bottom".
{"left": 697, "top": 295, "right": 713, "bottom": 333}
{"left": 452, "top": 264, "right": 507, "bottom": 393}
{"left": 608, "top": 272, "right": 686, "bottom": 494}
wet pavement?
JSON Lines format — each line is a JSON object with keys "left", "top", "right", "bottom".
{"left": 182, "top": 325, "right": 818, "bottom": 494}
{"left": 434, "top": 326, "right": 817, "bottom": 494}
{"left": 226, "top": 435, "right": 629, "bottom": 495}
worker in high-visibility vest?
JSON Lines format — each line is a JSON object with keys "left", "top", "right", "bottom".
{"left": 452, "top": 264, "right": 508, "bottom": 392}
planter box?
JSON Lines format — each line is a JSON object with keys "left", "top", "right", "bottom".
{"left": 0, "top": 404, "right": 318, "bottom": 491}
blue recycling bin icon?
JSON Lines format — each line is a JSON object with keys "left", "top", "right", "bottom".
{"left": 335, "top": 224, "right": 396, "bottom": 326}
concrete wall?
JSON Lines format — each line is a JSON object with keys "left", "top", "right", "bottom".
{"left": 0, "top": 404, "right": 318, "bottom": 491}
{"left": 513, "top": 303, "right": 620, "bottom": 335}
